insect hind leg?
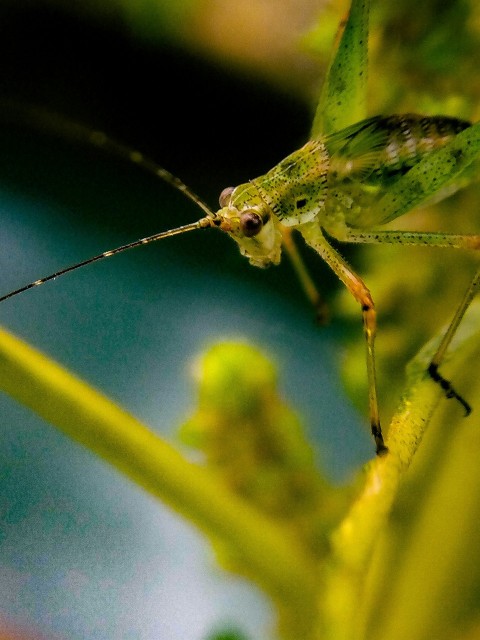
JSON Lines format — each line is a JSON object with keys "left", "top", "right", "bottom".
{"left": 342, "top": 228, "right": 480, "bottom": 415}
{"left": 427, "top": 363, "right": 471, "bottom": 415}
{"left": 427, "top": 268, "right": 480, "bottom": 415}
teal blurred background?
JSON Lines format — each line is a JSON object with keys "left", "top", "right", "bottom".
{"left": 0, "top": 2, "right": 371, "bottom": 638}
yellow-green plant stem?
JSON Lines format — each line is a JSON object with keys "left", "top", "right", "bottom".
{"left": 321, "top": 302, "right": 480, "bottom": 640}
{"left": 0, "top": 327, "right": 317, "bottom": 636}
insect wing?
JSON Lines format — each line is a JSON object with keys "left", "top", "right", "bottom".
{"left": 325, "top": 116, "right": 391, "bottom": 178}
{"left": 324, "top": 115, "right": 474, "bottom": 228}
{"left": 312, "top": 0, "right": 370, "bottom": 137}
{"left": 373, "top": 120, "right": 480, "bottom": 225}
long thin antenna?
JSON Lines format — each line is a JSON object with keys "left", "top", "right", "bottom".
{"left": 0, "top": 218, "right": 214, "bottom": 304}
{"left": 84, "top": 130, "right": 215, "bottom": 219}
{"left": 0, "top": 102, "right": 215, "bottom": 219}
{"left": 0, "top": 102, "right": 222, "bottom": 303}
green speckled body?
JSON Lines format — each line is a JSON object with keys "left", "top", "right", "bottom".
{"left": 219, "top": 113, "right": 474, "bottom": 267}
{"left": 322, "top": 114, "right": 471, "bottom": 229}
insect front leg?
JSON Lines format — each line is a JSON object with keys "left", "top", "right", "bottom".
{"left": 300, "top": 222, "right": 387, "bottom": 455}
{"left": 279, "top": 228, "right": 329, "bottom": 323}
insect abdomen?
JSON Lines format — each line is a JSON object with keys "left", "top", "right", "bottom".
{"left": 323, "top": 114, "right": 472, "bottom": 229}
{"left": 327, "top": 114, "right": 471, "bottom": 186}
{"left": 377, "top": 114, "right": 471, "bottom": 179}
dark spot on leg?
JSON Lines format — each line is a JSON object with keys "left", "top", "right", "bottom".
{"left": 428, "top": 363, "right": 472, "bottom": 416}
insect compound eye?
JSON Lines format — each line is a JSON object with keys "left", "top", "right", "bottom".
{"left": 240, "top": 210, "right": 263, "bottom": 237}
{"left": 219, "top": 186, "right": 235, "bottom": 208}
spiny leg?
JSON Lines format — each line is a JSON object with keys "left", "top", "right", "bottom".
{"left": 339, "top": 227, "right": 480, "bottom": 410}
{"left": 301, "top": 223, "right": 387, "bottom": 455}
{"left": 341, "top": 228, "right": 480, "bottom": 251}
{"left": 280, "top": 227, "right": 329, "bottom": 323}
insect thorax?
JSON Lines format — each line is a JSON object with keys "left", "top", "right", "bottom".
{"left": 252, "top": 139, "right": 330, "bottom": 227}
{"left": 217, "top": 141, "right": 330, "bottom": 268}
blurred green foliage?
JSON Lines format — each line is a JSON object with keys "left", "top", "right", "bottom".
{"left": 207, "top": 631, "right": 250, "bottom": 640}
{"left": 207, "top": 631, "right": 247, "bottom": 640}
{"left": 181, "top": 343, "right": 349, "bottom": 561}
{"left": 2, "top": 1, "right": 480, "bottom": 639}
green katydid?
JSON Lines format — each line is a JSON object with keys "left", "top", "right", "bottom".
{"left": 2, "top": 0, "right": 480, "bottom": 455}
